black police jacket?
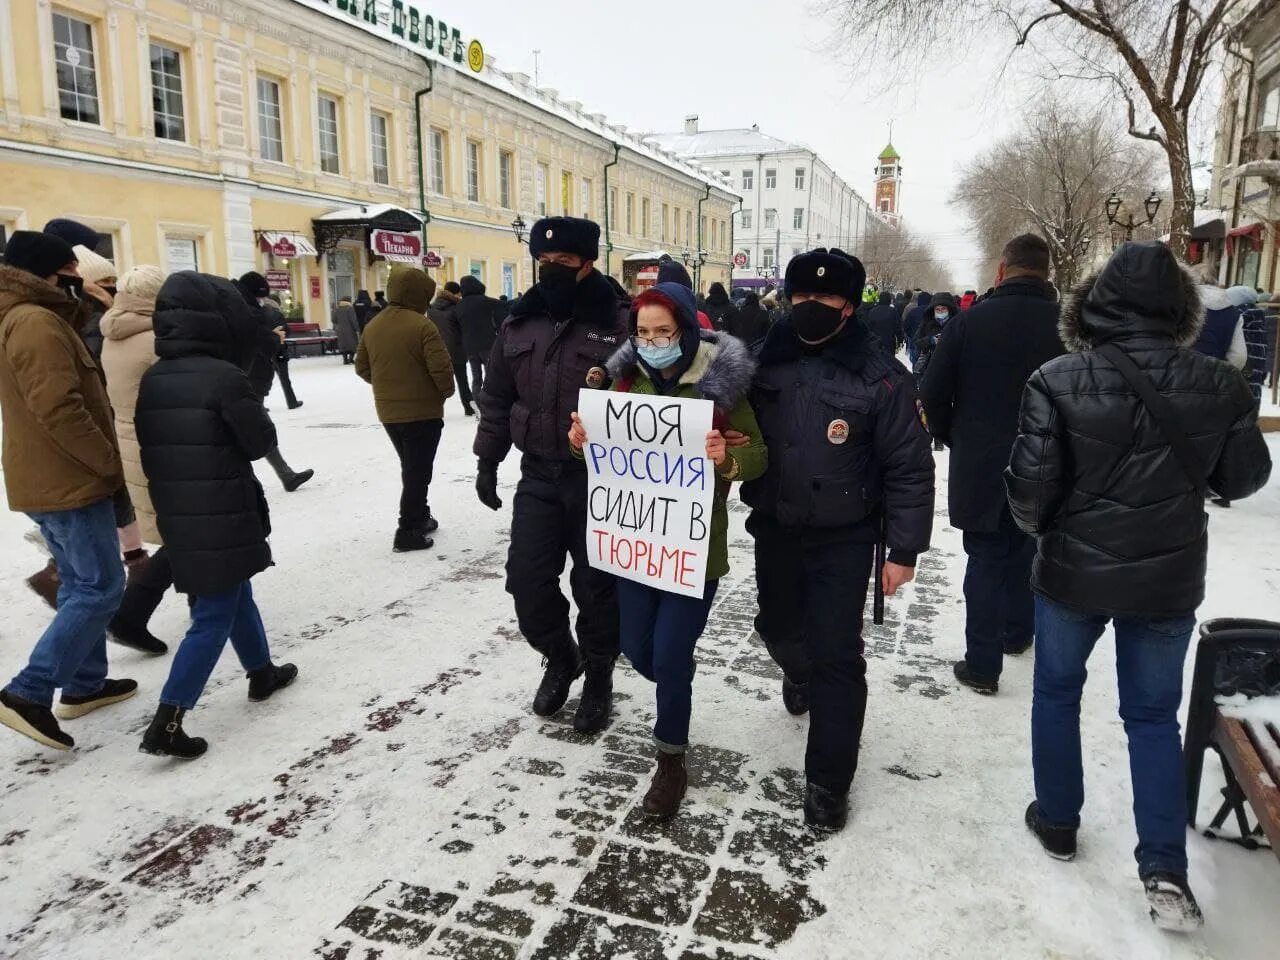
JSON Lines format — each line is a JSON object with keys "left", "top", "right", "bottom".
{"left": 742, "top": 319, "right": 936, "bottom": 563}
{"left": 474, "top": 269, "right": 624, "bottom": 465}
{"left": 1006, "top": 243, "right": 1272, "bottom": 619}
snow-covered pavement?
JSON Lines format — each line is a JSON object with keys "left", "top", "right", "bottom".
{"left": 2, "top": 359, "right": 1278, "bottom": 960}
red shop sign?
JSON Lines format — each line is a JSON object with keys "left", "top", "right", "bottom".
{"left": 309, "top": 276, "right": 322, "bottom": 299}
{"left": 371, "top": 229, "right": 423, "bottom": 262}
{"left": 271, "top": 238, "right": 298, "bottom": 258}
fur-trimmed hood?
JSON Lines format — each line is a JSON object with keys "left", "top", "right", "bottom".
{"left": 1059, "top": 241, "right": 1203, "bottom": 352}
{"left": 606, "top": 329, "right": 756, "bottom": 410}
{"left": 0, "top": 264, "right": 79, "bottom": 324}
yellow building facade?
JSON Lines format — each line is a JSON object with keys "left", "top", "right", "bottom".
{"left": 0, "top": 0, "right": 739, "bottom": 323}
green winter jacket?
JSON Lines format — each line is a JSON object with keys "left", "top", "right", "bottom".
{"left": 579, "top": 331, "right": 766, "bottom": 581}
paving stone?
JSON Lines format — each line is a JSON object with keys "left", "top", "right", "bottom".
{"left": 530, "top": 907, "right": 676, "bottom": 960}
{"left": 314, "top": 939, "right": 384, "bottom": 959}
{"left": 367, "top": 879, "right": 457, "bottom": 918}
{"left": 579, "top": 769, "right": 638, "bottom": 793}
{"left": 435, "top": 927, "right": 519, "bottom": 960}
{"left": 484, "top": 874, "right": 557, "bottom": 906}
{"left": 693, "top": 868, "right": 827, "bottom": 949}
{"left": 727, "top": 808, "right": 828, "bottom": 879}
{"left": 336, "top": 905, "right": 434, "bottom": 946}
{"left": 572, "top": 841, "right": 710, "bottom": 925}
{"left": 757, "top": 767, "right": 805, "bottom": 811}
{"left": 603, "top": 751, "right": 652, "bottom": 775}
{"left": 454, "top": 899, "right": 535, "bottom": 939}
{"left": 687, "top": 744, "right": 750, "bottom": 793}
{"left": 679, "top": 943, "right": 770, "bottom": 960}
{"left": 619, "top": 802, "right": 728, "bottom": 857}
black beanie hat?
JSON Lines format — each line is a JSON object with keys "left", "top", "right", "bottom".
{"left": 529, "top": 217, "right": 600, "bottom": 261}
{"left": 444, "top": 281, "right": 462, "bottom": 294}
{"left": 43, "top": 218, "right": 102, "bottom": 250}
{"left": 784, "top": 247, "right": 866, "bottom": 303}
{"left": 238, "top": 271, "right": 270, "bottom": 298}
{"left": 656, "top": 257, "right": 693, "bottom": 289}
{"left": 3, "top": 230, "right": 77, "bottom": 278}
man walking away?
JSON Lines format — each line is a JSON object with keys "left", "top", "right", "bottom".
{"left": 903, "top": 290, "right": 930, "bottom": 367}
{"left": 0, "top": 232, "right": 134, "bottom": 750}
{"left": 428, "top": 281, "right": 472, "bottom": 416}
{"left": 920, "top": 234, "right": 1065, "bottom": 694}
{"left": 457, "top": 275, "right": 497, "bottom": 396}
{"left": 356, "top": 266, "right": 454, "bottom": 551}
{"left": 262, "top": 293, "right": 302, "bottom": 410}
{"left": 1006, "top": 241, "right": 1271, "bottom": 930}
{"left": 474, "top": 216, "right": 624, "bottom": 734}
{"left": 703, "top": 281, "right": 738, "bottom": 332}
{"left": 726, "top": 291, "right": 771, "bottom": 345}
{"left": 866, "top": 290, "right": 904, "bottom": 357}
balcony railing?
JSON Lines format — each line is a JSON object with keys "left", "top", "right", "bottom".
{"left": 1228, "top": 127, "right": 1280, "bottom": 182}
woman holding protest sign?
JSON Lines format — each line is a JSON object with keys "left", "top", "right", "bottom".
{"left": 569, "top": 280, "right": 766, "bottom": 820}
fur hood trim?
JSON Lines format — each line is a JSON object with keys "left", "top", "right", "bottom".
{"left": 606, "top": 330, "right": 755, "bottom": 409}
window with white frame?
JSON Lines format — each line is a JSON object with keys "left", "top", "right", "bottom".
{"left": 764, "top": 208, "right": 777, "bottom": 229}
{"left": 763, "top": 247, "right": 774, "bottom": 269}
{"left": 370, "top": 111, "right": 390, "bottom": 185}
{"left": 465, "top": 139, "right": 481, "bottom": 202}
{"left": 741, "top": 169, "right": 754, "bottom": 191}
{"left": 673, "top": 207, "right": 680, "bottom": 244}
{"left": 317, "top": 95, "right": 341, "bottom": 174}
{"left": 625, "top": 193, "right": 634, "bottom": 234}
{"left": 581, "top": 178, "right": 591, "bottom": 217}
{"left": 764, "top": 168, "right": 777, "bottom": 189}
{"left": 256, "top": 77, "right": 284, "bottom": 162}
{"left": 53, "top": 13, "right": 100, "bottom": 124}
{"left": 535, "top": 163, "right": 548, "bottom": 215}
{"left": 149, "top": 43, "right": 185, "bottom": 141}
{"left": 165, "top": 236, "right": 199, "bottom": 273}
{"left": 795, "top": 167, "right": 806, "bottom": 190}
{"left": 741, "top": 210, "right": 752, "bottom": 230}
{"left": 1258, "top": 72, "right": 1280, "bottom": 128}
{"left": 662, "top": 203, "right": 669, "bottom": 243}
{"left": 641, "top": 198, "right": 650, "bottom": 238}
{"left": 499, "top": 150, "right": 513, "bottom": 208}
{"left": 686, "top": 211, "right": 693, "bottom": 245}
{"left": 793, "top": 207, "right": 804, "bottom": 229}
{"left": 609, "top": 188, "right": 618, "bottom": 226}
{"left": 429, "top": 129, "right": 447, "bottom": 194}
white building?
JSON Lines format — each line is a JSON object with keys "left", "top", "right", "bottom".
{"left": 645, "top": 117, "right": 878, "bottom": 287}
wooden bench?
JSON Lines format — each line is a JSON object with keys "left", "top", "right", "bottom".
{"left": 1184, "top": 618, "right": 1280, "bottom": 860}
{"left": 284, "top": 322, "right": 337, "bottom": 359}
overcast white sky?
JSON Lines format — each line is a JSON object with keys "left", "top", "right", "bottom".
{"left": 460, "top": 0, "right": 1223, "bottom": 289}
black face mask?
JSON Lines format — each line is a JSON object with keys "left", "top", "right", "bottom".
{"left": 55, "top": 274, "right": 84, "bottom": 302}
{"left": 538, "top": 262, "right": 579, "bottom": 317}
{"left": 791, "top": 300, "right": 848, "bottom": 345}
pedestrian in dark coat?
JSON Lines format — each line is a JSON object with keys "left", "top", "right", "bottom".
{"left": 332, "top": 297, "right": 360, "bottom": 363}
{"left": 456, "top": 275, "right": 497, "bottom": 393}
{"left": 743, "top": 248, "right": 935, "bottom": 833}
{"left": 473, "top": 216, "right": 624, "bottom": 737}
{"left": 261, "top": 294, "right": 301, "bottom": 410}
{"left": 428, "top": 282, "right": 472, "bottom": 416}
{"left": 1006, "top": 242, "right": 1270, "bottom": 923}
{"left": 903, "top": 290, "right": 930, "bottom": 366}
{"left": 354, "top": 289, "right": 375, "bottom": 333}
{"left": 918, "top": 234, "right": 1065, "bottom": 692}
{"left": 913, "top": 292, "right": 957, "bottom": 376}
{"left": 702, "top": 281, "right": 738, "bottom": 332}
{"left": 726, "top": 291, "right": 771, "bottom": 344}
{"left": 866, "top": 291, "right": 904, "bottom": 356}
{"left": 135, "top": 271, "right": 298, "bottom": 760}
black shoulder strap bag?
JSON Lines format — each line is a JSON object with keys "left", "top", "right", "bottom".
{"left": 1096, "top": 343, "right": 1209, "bottom": 498}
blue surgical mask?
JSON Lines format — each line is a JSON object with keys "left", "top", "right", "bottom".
{"left": 637, "top": 338, "right": 683, "bottom": 369}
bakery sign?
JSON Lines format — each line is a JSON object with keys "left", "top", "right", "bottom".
{"left": 371, "top": 229, "right": 423, "bottom": 264}
{"left": 295, "top": 1, "right": 485, "bottom": 74}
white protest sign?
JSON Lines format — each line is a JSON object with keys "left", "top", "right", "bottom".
{"left": 578, "top": 389, "right": 715, "bottom": 598}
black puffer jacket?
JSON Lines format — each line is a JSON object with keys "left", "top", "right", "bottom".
{"left": 703, "top": 282, "right": 738, "bottom": 332}
{"left": 136, "top": 272, "right": 278, "bottom": 595}
{"left": 1006, "top": 242, "right": 1272, "bottom": 619}
{"left": 457, "top": 275, "right": 499, "bottom": 360}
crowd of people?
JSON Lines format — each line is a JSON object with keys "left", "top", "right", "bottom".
{"left": 0, "top": 212, "right": 1273, "bottom": 932}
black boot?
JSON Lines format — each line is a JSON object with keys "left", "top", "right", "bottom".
{"left": 247, "top": 662, "right": 298, "bottom": 702}
{"left": 1024, "top": 800, "right": 1077, "bottom": 861}
{"left": 283, "top": 468, "right": 315, "bottom": 493}
{"left": 782, "top": 676, "right": 810, "bottom": 715}
{"left": 423, "top": 510, "right": 440, "bottom": 534}
{"left": 804, "top": 781, "right": 849, "bottom": 832}
{"left": 532, "top": 643, "right": 584, "bottom": 717}
{"left": 108, "top": 584, "right": 169, "bottom": 655}
{"left": 953, "top": 659, "right": 998, "bottom": 695}
{"left": 573, "top": 660, "right": 614, "bottom": 733}
{"left": 139, "top": 705, "right": 207, "bottom": 759}
{"left": 642, "top": 751, "right": 688, "bottom": 820}
{"left": 393, "top": 526, "right": 433, "bottom": 552}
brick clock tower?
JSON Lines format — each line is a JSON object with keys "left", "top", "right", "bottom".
{"left": 874, "top": 143, "right": 902, "bottom": 227}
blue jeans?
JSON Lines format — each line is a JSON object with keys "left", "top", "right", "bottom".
{"left": 160, "top": 580, "right": 271, "bottom": 709}
{"left": 1031, "top": 597, "right": 1196, "bottom": 876}
{"left": 617, "top": 578, "right": 719, "bottom": 753}
{"left": 962, "top": 509, "right": 1035, "bottom": 679}
{"left": 7, "top": 500, "right": 124, "bottom": 706}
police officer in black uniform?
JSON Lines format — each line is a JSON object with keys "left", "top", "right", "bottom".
{"left": 474, "top": 217, "right": 625, "bottom": 733}
{"left": 742, "top": 248, "right": 935, "bottom": 831}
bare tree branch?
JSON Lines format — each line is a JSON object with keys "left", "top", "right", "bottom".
{"left": 1016, "top": 11, "right": 1064, "bottom": 45}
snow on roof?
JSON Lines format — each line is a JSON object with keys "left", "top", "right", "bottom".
{"left": 623, "top": 249, "right": 671, "bottom": 262}
{"left": 313, "top": 204, "right": 423, "bottom": 223}
{"left": 643, "top": 127, "right": 803, "bottom": 158}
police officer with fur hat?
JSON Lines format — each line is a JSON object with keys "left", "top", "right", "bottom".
{"left": 742, "top": 247, "right": 935, "bottom": 831}
{"left": 473, "top": 217, "right": 626, "bottom": 733}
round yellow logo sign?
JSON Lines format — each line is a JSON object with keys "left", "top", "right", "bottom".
{"left": 467, "top": 40, "right": 485, "bottom": 73}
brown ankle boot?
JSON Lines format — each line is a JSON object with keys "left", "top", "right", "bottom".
{"left": 642, "top": 750, "right": 687, "bottom": 820}
{"left": 26, "top": 559, "right": 60, "bottom": 610}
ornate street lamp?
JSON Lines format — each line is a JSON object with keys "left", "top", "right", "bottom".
{"left": 511, "top": 214, "right": 527, "bottom": 245}
{"left": 1105, "top": 191, "right": 1161, "bottom": 243}
{"left": 1105, "top": 192, "right": 1122, "bottom": 222}
{"left": 1144, "top": 190, "right": 1162, "bottom": 223}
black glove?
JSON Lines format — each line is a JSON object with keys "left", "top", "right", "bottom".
{"left": 476, "top": 459, "right": 502, "bottom": 511}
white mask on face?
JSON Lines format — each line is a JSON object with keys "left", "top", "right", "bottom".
{"left": 934, "top": 308, "right": 949, "bottom": 320}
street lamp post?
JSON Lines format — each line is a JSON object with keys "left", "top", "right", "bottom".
{"left": 511, "top": 214, "right": 527, "bottom": 245}
{"left": 1105, "top": 191, "right": 1162, "bottom": 243}
{"left": 681, "top": 247, "right": 708, "bottom": 288}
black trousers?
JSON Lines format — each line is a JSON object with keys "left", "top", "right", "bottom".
{"left": 962, "top": 507, "right": 1035, "bottom": 680}
{"left": 384, "top": 419, "right": 443, "bottom": 531}
{"left": 468, "top": 356, "right": 486, "bottom": 395}
{"left": 749, "top": 512, "right": 874, "bottom": 794}
{"left": 506, "top": 456, "right": 619, "bottom": 666}
{"left": 452, "top": 362, "right": 474, "bottom": 410}
{"left": 275, "top": 357, "right": 299, "bottom": 406}
{"left": 115, "top": 546, "right": 174, "bottom": 626}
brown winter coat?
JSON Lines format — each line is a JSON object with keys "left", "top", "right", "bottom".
{"left": 0, "top": 265, "right": 123, "bottom": 512}
{"left": 100, "top": 291, "right": 161, "bottom": 542}
{"left": 355, "top": 265, "right": 454, "bottom": 423}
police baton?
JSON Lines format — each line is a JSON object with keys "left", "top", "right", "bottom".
{"left": 873, "top": 510, "right": 887, "bottom": 626}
